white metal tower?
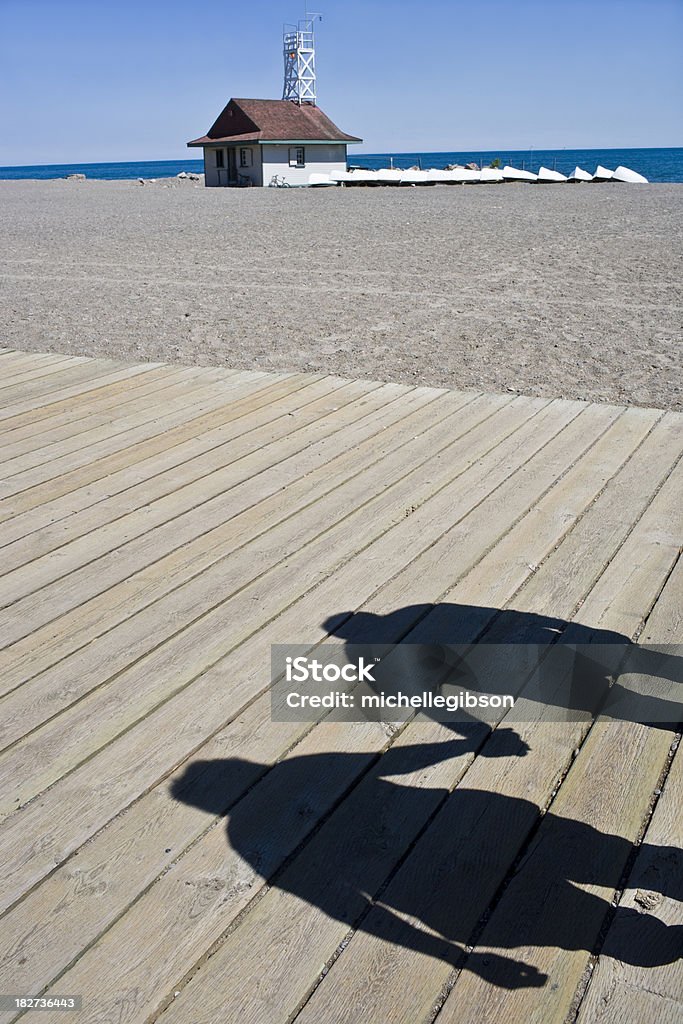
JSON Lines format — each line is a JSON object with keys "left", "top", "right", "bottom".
{"left": 282, "top": 13, "right": 321, "bottom": 105}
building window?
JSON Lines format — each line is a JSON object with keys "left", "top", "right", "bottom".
{"left": 239, "top": 148, "right": 253, "bottom": 168}
{"left": 289, "top": 146, "right": 305, "bottom": 168}
{"left": 215, "top": 149, "right": 225, "bottom": 168}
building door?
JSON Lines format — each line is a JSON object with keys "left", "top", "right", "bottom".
{"left": 227, "top": 148, "right": 238, "bottom": 186}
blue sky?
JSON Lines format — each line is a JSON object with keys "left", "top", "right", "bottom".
{"left": 1, "top": 0, "right": 681, "bottom": 165}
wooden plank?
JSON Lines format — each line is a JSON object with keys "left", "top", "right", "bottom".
{"left": 481, "top": 413, "right": 681, "bottom": 641}
{"left": 144, "top": 418, "right": 678, "bottom": 1024}
{"left": 0, "top": 393, "right": 532, "bottom": 810}
{"left": 0, "top": 407, "right": 663, "bottom": 729}
{"left": 0, "top": 357, "right": 134, "bottom": 407}
{"left": 0, "top": 376, "right": 371, "bottom": 619}
{"left": 0, "top": 372, "right": 309, "bottom": 545}
{"left": 452, "top": 420, "right": 680, "bottom": 608}
{"left": 0, "top": 363, "right": 239, "bottom": 462}
{"left": 0, "top": 354, "right": 86, "bottom": 389}
{"left": 0, "top": 365, "right": 199, "bottom": 460}
{"left": 0, "top": 369, "right": 281, "bottom": 514}
{"left": 428, "top": 497, "right": 682, "bottom": 1024}
{"left": 0, "top": 360, "right": 168, "bottom": 428}
{"left": 574, "top": 564, "right": 683, "bottom": 1019}
{"left": 0, "top": 385, "right": 444, "bottom": 713}
{"left": 0, "top": 393, "right": 562, "bottom": 904}
{"left": 2, "top": 391, "right": 679, "bottom": 1024}
{"left": 0, "top": 351, "right": 79, "bottom": 379}
{"left": 0, "top": 364, "right": 183, "bottom": 445}
{"left": 0, "top": 400, "right": 652, "bottom": 1014}
{"left": 575, "top": 985, "right": 683, "bottom": 1024}
{"left": 640, "top": 551, "right": 683, "bottom": 646}
{"left": 9, "top": 716, "right": 481, "bottom": 1024}
{"left": 350, "top": 403, "right": 642, "bottom": 618}
{"left": 0, "top": 364, "right": 276, "bottom": 487}
{"left": 1, "top": 399, "right": 626, "bottom": 1015}
{"left": 199, "top": 413, "right": 679, "bottom": 1024}
{"left": 0, "top": 367, "right": 267, "bottom": 480}
{"left": 575, "top": 744, "right": 683, "bottom": 1018}
{"left": 0, "top": 383, "right": 442, "bottom": 690}
{"left": 568, "top": 461, "right": 682, "bottom": 641}
{"left": 309, "top": 409, "right": 670, "bottom": 659}
{"left": 0, "top": 381, "right": 452, "bottom": 637}
{"left": 0, "top": 350, "right": 29, "bottom": 368}
{"left": 181, "top": 414, "right": 677, "bottom": 1024}
{"left": 0, "top": 364, "right": 180, "bottom": 444}
{"left": 0, "top": 372, "right": 314, "bottom": 537}
{"left": 0, "top": 698, "right": 324, "bottom": 1019}
{"left": 0, "top": 350, "right": 82, "bottom": 373}
{"left": 435, "top": 731, "right": 676, "bottom": 1024}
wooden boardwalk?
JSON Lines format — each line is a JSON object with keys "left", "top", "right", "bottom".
{"left": 0, "top": 348, "right": 680, "bottom": 1024}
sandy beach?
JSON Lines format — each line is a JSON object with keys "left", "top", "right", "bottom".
{"left": 1, "top": 178, "right": 681, "bottom": 410}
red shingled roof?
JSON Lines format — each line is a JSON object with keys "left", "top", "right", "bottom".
{"left": 187, "top": 98, "right": 362, "bottom": 147}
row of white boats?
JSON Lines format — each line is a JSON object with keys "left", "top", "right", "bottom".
{"left": 308, "top": 164, "right": 649, "bottom": 186}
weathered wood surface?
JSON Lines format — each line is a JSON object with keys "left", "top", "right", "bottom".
{"left": 0, "top": 352, "right": 680, "bottom": 1024}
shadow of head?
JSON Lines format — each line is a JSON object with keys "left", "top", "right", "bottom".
{"left": 321, "top": 604, "right": 682, "bottom": 730}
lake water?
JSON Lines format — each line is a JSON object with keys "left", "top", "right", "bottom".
{"left": 0, "top": 148, "right": 680, "bottom": 182}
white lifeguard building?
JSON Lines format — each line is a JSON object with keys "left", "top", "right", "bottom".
{"left": 187, "top": 16, "right": 361, "bottom": 187}
{"left": 188, "top": 97, "right": 361, "bottom": 187}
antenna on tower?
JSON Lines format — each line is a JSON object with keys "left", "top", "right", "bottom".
{"left": 282, "top": 11, "right": 322, "bottom": 105}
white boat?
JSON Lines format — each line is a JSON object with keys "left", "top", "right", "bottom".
{"left": 568, "top": 166, "right": 593, "bottom": 182}
{"left": 592, "top": 165, "right": 614, "bottom": 181}
{"left": 425, "top": 168, "right": 465, "bottom": 183}
{"left": 399, "top": 170, "right": 433, "bottom": 185}
{"left": 374, "top": 168, "right": 404, "bottom": 185}
{"left": 502, "top": 166, "right": 538, "bottom": 182}
{"left": 536, "top": 166, "right": 568, "bottom": 183}
{"left": 427, "top": 169, "right": 457, "bottom": 183}
{"left": 351, "top": 169, "right": 381, "bottom": 184}
{"left": 479, "top": 167, "right": 504, "bottom": 183}
{"left": 332, "top": 169, "right": 379, "bottom": 185}
{"left": 613, "top": 165, "right": 649, "bottom": 184}
{"left": 447, "top": 167, "right": 481, "bottom": 183}
{"left": 436, "top": 168, "right": 467, "bottom": 183}
{"left": 307, "top": 173, "right": 335, "bottom": 187}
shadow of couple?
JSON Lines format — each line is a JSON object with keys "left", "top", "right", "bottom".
{"left": 170, "top": 603, "right": 683, "bottom": 989}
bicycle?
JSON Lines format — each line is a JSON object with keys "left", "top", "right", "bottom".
{"left": 269, "top": 174, "right": 291, "bottom": 188}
